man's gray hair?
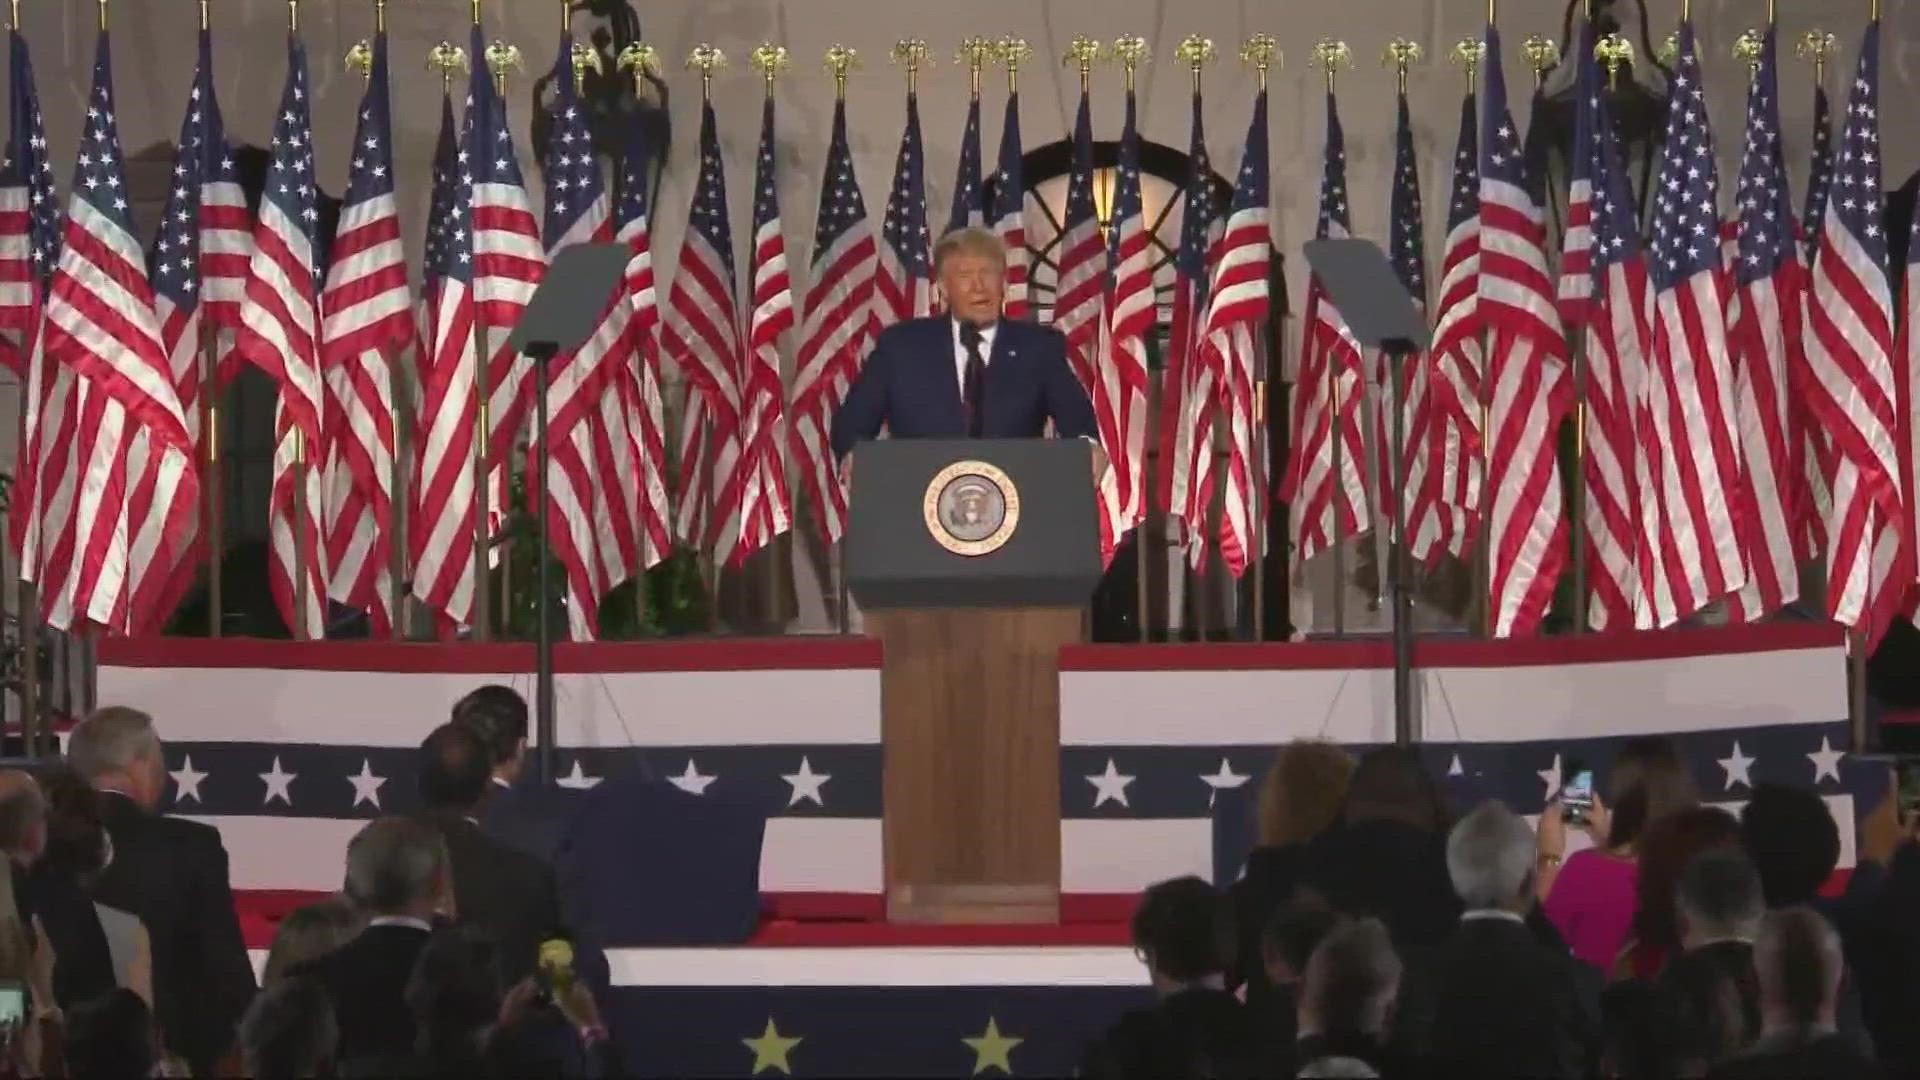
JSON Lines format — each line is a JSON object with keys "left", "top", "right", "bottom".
{"left": 343, "top": 817, "right": 448, "bottom": 915}
{"left": 0, "top": 772, "right": 43, "bottom": 854}
{"left": 932, "top": 225, "right": 1007, "bottom": 274}
{"left": 67, "top": 706, "right": 162, "bottom": 782}
{"left": 1677, "top": 848, "right": 1765, "bottom": 942}
{"left": 1445, "top": 800, "right": 1537, "bottom": 908}
{"left": 1302, "top": 917, "right": 1401, "bottom": 1037}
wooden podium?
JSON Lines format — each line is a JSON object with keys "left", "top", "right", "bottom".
{"left": 845, "top": 440, "right": 1101, "bottom": 925}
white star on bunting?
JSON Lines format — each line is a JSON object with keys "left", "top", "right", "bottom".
{"left": 1807, "top": 737, "right": 1844, "bottom": 785}
{"left": 1718, "top": 740, "right": 1756, "bottom": 791}
{"left": 1199, "top": 758, "right": 1249, "bottom": 807}
{"left": 1538, "top": 754, "right": 1564, "bottom": 800}
{"left": 556, "top": 761, "right": 602, "bottom": 790}
{"left": 1086, "top": 758, "right": 1136, "bottom": 809}
{"left": 669, "top": 759, "right": 717, "bottom": 796}
{"left": 781, "top": 757, "right": 831, "bottom": 808}
{"left": 259, "top": 756, "right": 297, "bottom": 807}
{"left": 170, "top": 756, "right": 208, "bottom": 804}
{"left": 346, "top": 759, "right": 387, "bottom": 810}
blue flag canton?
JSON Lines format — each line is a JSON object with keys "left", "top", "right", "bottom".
{"left": 264, "top": 39, "right": 321, "bottom": 289}
{"left": 947, "top": 97, "right": 982, "bottom": 233}
{"left": 1734, "top": 28, "right": 1793, "bottom": 286}
{"left": 615, "top": 124, "right": 652, "bottom": 233}
{"left": 881, "top": 95, "right": 930, "bottom": 273}
{"left": 752, "top": 99, "right": 781, "bottom": 235}
{"left": 542, "top": 39, "right": 605, "bottom": 245}
{"left": 464, "top": 26, "right": 530, "bottom": 194}
{"left": 1174, "top": 97, "right": 1216, "bottom": 285}
{"left": 1584, "top": 57, "right": 1642, "bottom": 273}
{"left": 1829, "top": 23, "right": 1887, "bottom": 272}
{"left": 1649, "top": 24, "right": 1722, "bottom": 288}
{"left": 152, "top": 34, "right": 239, "bottom": 302}
{"left": 1803, "top": 87, "right": 1834, "bottom": 248}
{"left": 5, "top": 33, "right": 57, "bottom": 285}
{"left": 1063, "top": 94, "right": 1097, "bottom": 232}
{"left": 810, "top": 103, "right": 866, "bottom": 257}
{"left": 989, "top": 94, "right": 1023, "bottom": 223}
{"left": 71, "top": 38, "right": 142, "bottom": 237}
{"left": 1444, "top": 95, "right": 1480, "bottom": 233}
{"left": 1389, "top": 96, "right": 1427, "bottom": 299}
{"left": 1314, "top": 93, "right": 1351, "bottom": 239}
{"left": 421, "top": 98, "right": 463, "bottom": 285}
{"left": 343, "top": 35, "right": 397, "bottom": 207}
{"left": 1228, "top": 93, "right": 1269, "bottom": 215}
{"left": 1480, "top": 28, "right": 1530, "bottom": 195}
{"left": 1106, "top": 93, "right": 1145, "bottom": 268}
{"left": 690, "top": 103, "right": 738, "bottom": 284}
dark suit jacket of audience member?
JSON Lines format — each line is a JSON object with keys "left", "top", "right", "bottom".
{"left": 421, "top": 812, "right": 561, "bottom": 987}
{"left": 88, "top": 791, "right": 256, "bottom": 1073}
{"left": 1291, "top": 1031, "right": 1401, "bottom": 1079}
{"left": 22, "top": 860, "right": 115, "bottom": 1009}
{"left": 1081, "top": 988, "right": 1265, "bottom": 1080}
{"left": 304, "top": 922, "right": 436, "bottom": 1063}
{"left": 1704, "top": 1031, "right": 1884, "bottom": 1080}
{"left": 1298, "top": 820, "right": 1463, "bottom": 951}
{"left": 1228, "top": 843, "right": 1308, "bottom": 992}
{"left": 1394, "top": 915, "right": 1601, "bottom": 1079}
{"left": 477, "top": 778, "right": 587, "bottom": 867}
{"left": 1857, "top": 842, "right": 1920, "bottom": 1073}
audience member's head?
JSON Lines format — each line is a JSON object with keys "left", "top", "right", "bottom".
{"left": 36, "top": 764, "right": 109, "bottom": 881}
{"left": 263, "top": 896, "right": 365, "bottom": 985}
{"left": 1262, "top": 893, "right": 1346, "bottom": 987}
{"left": 1632, "top": 805, "right": 1743, "bottom": 958}
{"left": 1342, "top": 747, "right": 1449, "bottom": 834}
{"left": 343, "top": 817, "right": 451, "bottom": 920}
{"left": 1445, "top": 800, "right": 1537, "bottom": 914}
{"left": 1739, "top": 783, "right": 1841, "bottom": 908}
{"left": 1602, "top": 735, "right": 1698, "bottom": 852}
{"left": 0, "top": 772, "right": 45, "bottom": 864}
{"left": 1298, "top": 917, "right": 1401, "bottom": 1039}
{"left": 1752, "top": 906, "right": 1844, "bottom": 1035}
{"left": 63, "top": 988, "right": 156, "bottom": 1080}
{"left": 405, "top": 931, "right": 501, "bottom": 1063}
{"left": 451, "top": 685, "right": 530, "bottom": 784}
{"left": 1130, "top": 876, "right": 1234, "bottom": 993}
{"left": 418, "top": 723, "right": 494, "bottom": 816}
{"left": 239, "top": 976, "right": 339, "bottom": 1080}
{"left": 1659, "top": 944, "right": 1758, "bottom": 1075}
{"left": 1676, "top": 848, "right": 1766, "bottom": 950}
{"left": 67, "top": 706, "right": 168, "bottom": 810}
{"left": 1257, "top": 741, "right": 1353, "bottom": 848}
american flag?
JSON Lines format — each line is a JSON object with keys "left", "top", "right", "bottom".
{"left": 661, "top": 100, "right": 744, "bottom": 552}
{"left": 1386, "top": 91, "right": 1436, "bottom": 564}
{"left": 1478, "top": 26, "right": 1572, "bottom": 637}
{"left": 1803, "top": 22, "right": 1908, "bottom": 643}
{"left": 319, "top": 31, "right": 409, "bottom": 636}
{"left": 947, "top": 93, "right": 984, "bottom": 233}
{"left": 871, "top": 92, "right": 932, "bottom": 341}
{"left": 27, "top": 32, "right": 199, "bottom": 633}
{"left": 790, "top": 99, "right": 876, "bottom": 546}
{"left": 1053, "top": 89, "right": 1121, "bottom": 557}
{"left": 1559, "top": 19, "right": 1652, "bottom": 630}
{"left": 1204, "top": 88, "right": 1270, "bottom": 579}
{"left": 1411, "top": 91, "right": 1485, "bottom": 568}
{"left": 464, "top": 24, "right": 548, "bottom": 552}
{"left": 536, "top": 33, "right": 646, "bottom": 641}
{"left": 409, "top": 92, "right": 480, "bottom": 631}
{"left": 1798, "top": 77, "right": 1836, "bottom": 562}
{"left": 1280, "top": 91, "right": 1371, "bottom": 571}
{"left": 1156, "top": 89, "right": 1219, "bottom": 563}
{"left": 1644, "top": 19, "right": 1748, "bottom": 626}
{"left": 612, "top": 120, "right": 672, "bottom": 576}
{"left": 138, "top": 29, "right": 249, "bottom": 627}
{"left": 988, "top": 90, "right": 1028, "bottom": 320}
{"left": 234, "top": 34, "right": 327, "bottom": 640}
{"left": 1726, "top": 25, "right": 1804, "bottom": 623}
{"left": 1102, "top": 88, "right": 1153, "bottom": 532}
{"left": 735, "top": 95, "right": 794, "bottom": 565}
{"left": 0, "top": 26, "right": 54, "bottom": 375}
{"left": 3, "top": 26, "right": 58, "bottom": 565}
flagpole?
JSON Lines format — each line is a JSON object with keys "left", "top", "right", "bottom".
{"left": 749, "top": 42, "right": 789, "bottom": 628}
{"left": 690, "top": 44, "right": 724, "bottom": 630}
{"left": 1175, "top": 34, "right": 1213, "bottom": 641}
{"left": 1111, "top": 35, "right": 1151, "bottom": 642}
{"left": 278, "top": 0, "right": 317, "bottom": 641}
{"left": 1248, "top": 34, "right": 1277, "bottom": 642}
{"left": 12, "top": 0, "right": 35, "bottom": 755}
{"left": 1855, "top": 0, "right": 1878, "bottom": 751}
{"left": 1311, "top": 39, "right": 1349, "bottom": 638}
{"left": 466, "top": 2, "right": 492, "bottom": 641}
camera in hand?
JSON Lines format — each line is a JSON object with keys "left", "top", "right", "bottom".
{"left": 1560, "top": 761, "right": 1594, "bottom": 825}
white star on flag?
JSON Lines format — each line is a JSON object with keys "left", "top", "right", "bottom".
{"left": 170, "top": 756, "right": 208, "bottom": 804}
{"left": 1086, "top": 758, "right": 1136, "bottom": 809}
{"left": 347, "top": 759, "right": 387, "bottom": 810}
{"left": 781, "top": 757, "right": 831, "bottom": 808}
{"left": 556, "top": 761, "right": 601, "bottom": 790}
{"left": 669, "top": 759, "right": 717, "bottom": 796}
{"left": 259, "top": 756, "right": 297, "bottom": 806}
{"left": 1806, "top": 737, "right": 1844, "bottom": 785}
{"left": 1199, "top": 758, "right": 1250, "bottom": 806}
{"left": 1718, "top": 740, "right": 1756, "bottom": 790}
{"left": 1447, "top": 754, "right": 1465, "bottom": 778}
{"left": 1538, "top": 754, "right": 1564, "bottom": 800}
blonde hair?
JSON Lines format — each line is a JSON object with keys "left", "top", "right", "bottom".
{"left": 1256, "top": 741, "right": 1354, "bottom": 847}
{"left": 932, "top": 226, "right": 1007, "bottom": 274}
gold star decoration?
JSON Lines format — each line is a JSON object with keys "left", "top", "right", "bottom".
{"left": 742, "top": 1017, "right": 803, "bottom": 1076}
{"left": 962, "top": 1016, "right": 1024, "bottom": 1076}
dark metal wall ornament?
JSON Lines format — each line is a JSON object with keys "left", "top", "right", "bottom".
{"left": 1532, "top": 0, "right": 1673, "bottom": 232}
{"left": 529, "top": 1, "right": 671, "bottom": 202}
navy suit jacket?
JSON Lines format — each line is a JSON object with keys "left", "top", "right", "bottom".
{"left": 829, "top": 316, "right": 1098, "bottom": 459}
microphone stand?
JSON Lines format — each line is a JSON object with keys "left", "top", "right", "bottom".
{"left": 526, "top": 340, "right": 560, "bottom": 786}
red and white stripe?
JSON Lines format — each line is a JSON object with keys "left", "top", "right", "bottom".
{"left": 474, "top": 177, "right": 547, "bottom": 547}
{"left": 1203, "top": 222, "right": 1270, "bottom": 578}
{"left": 1726, "top": 252, "right": 1803, "bottom": 623}
{"left": 789, "top": 221, "right": 875, "bottom": 546}
{"left": 1413, "top": 217, "right": 1484, "bottom": 566}
{"left": 735, "top": 194, "right": 792, "bottom": 566}
{"left": 408, "top": 271, "right": 478, "bottom": 631}
{"left": 1284, "top": 262, "right": 1373, "bottom": 569}
{"left": 1105, "top": 204, "right": 1153, "bottom": 532}
{"left": 663, "top": 251, "right": 743, "bottom": 555}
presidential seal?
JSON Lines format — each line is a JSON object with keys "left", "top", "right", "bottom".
{"left": 923, "top": 460, "right": 1020, "bottom": 556}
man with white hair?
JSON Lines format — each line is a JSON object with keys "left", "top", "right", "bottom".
{"left": 1293, "top": 917, "right": 1401, "bottom": 1078}
{"left": 1393, "top": 800, "right": 1599, "bottom": 1078}
{"left": 69, "top": 706, "right": 255, "bottom": 1075}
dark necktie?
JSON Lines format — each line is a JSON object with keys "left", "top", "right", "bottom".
{"left": 960, "top": 322, "right": 987, "bottom": 437}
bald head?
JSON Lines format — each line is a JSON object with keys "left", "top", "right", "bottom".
{"left": 0, "top": 771, "right": 46, "bottom": 861}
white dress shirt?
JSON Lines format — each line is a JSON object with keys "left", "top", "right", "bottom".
{"left": 951, "top": 319, "right": 998, "bottom": 398}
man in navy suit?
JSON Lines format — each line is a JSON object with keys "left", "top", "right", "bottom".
{"left": 830, "top": 226, "right": 1106, "bottom": 481}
